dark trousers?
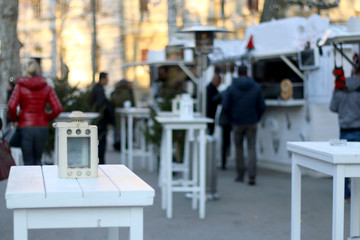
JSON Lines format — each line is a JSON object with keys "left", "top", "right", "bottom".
{"left": 233, "top": 124, "right": 257, "bottom": 179}
{"left": 221, "top": 125, "right": 232, "bottom": 168}
{"left": 98, "top": 121, "right": 108, "bottom": 164}
{"left": 20, "top": 127, "right": 48, "bottom": 165}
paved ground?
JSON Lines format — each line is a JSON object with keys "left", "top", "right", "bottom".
{"left": 0, "top": 144, "right": 352, "bottom": 240}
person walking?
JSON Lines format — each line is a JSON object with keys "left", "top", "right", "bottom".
{"left": 90, "top": 72, "right": 114, "bottom": 164}
{"left": 219, "top": 87, "right": 232, "bottom": 170}
{"left": 8, "top": 59, "right": 63, "bottom": 165}
{"left": 222, "top": 65, "right": 265, "bottom": 185}
{"left": 330, "top": 64, "right": 360, "bottom": 200}
{"left": 110, "top": 79, "right": 136, "bottom": 151}
{"left": 206, "top": 72, "right": 222, "bottom": 135}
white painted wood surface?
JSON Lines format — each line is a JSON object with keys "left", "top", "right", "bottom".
{"left": 6, "top": 165, "right": 154, "bottom": 208}
{"left": 288, "top": 141, "right": 360, "bottom": 164}
{"left": 287, "top": 141, "right": 360, "bottom": 240}
{"left": 5, "top": 164, "right": 155, "bottom": 240}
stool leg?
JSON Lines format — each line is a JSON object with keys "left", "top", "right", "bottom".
{"left": 183, "top": 131, "right": 190, "bottom": 182}
{"left": 140, "top": 120, "right": 147, "bottom": 169}
{"left": 160, "top": 130, "right": 167, "bottom": 210}
{"left": 14, "top": 210, "right": 28, "bottom": 240}
{"left": 129, "top": 207, "right": 143, "bottom": 240}
{"left": 350, "top": 178, "right": 360, "bottom": 237}
{"left": 121, "top": 114, "right": 126, "bottom": 165}
{"left": 108, "top": 228, "right": 119, "bottom": 240}
{"left": 192, "top": 131, "right": 199, "bottom": 210}
{"left": 149, "top": 144, "right": 154, "bottom": 172}
{"left": 128, "top": 115, "right": 134, "bottom": 170}
{"left": 199, "top": 128, "right": 206, "bottom": 219}
{"left": 166, "top": 128, "right": 173, "bottom": 218}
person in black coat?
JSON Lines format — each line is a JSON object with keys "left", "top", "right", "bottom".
{"left": 222, "top": 65, "right": 265, "bottom": 185}
{"left": 206, "top": 73, "right": 222, "bottom": 135}
{"left": 219, "top": 87, "right": 232, "bottom": 170}
{"left": 90, "top": 72, "right": 114, "bottom": 164}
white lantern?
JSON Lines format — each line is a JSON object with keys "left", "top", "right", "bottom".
{"left": 53, "top": 111, "right": 98, "bottom": 178}
{"left": 179, "top": 94, "right": 194, "bottom": 119}
{"left": 171, "top": 94, "right": 181, "bottom": 114}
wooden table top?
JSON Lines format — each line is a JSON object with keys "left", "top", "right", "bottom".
{"left": 5, "top": 165, "right": 155, "bottom": 209}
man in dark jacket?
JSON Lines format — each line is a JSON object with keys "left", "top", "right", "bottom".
{"left": 222, "top": 65, "right": 265, "bottom": 185}
{"left": 90, "top": 72, "right": 114, "bottom": 164}
{"left": 110, "top": 79, "right": 136, "bottom": 151}
{"left": 330, "top": 65, "right": 360, "bottom": 200}
{"left": 206, "top": 73, "right": 222, "bottom": 135}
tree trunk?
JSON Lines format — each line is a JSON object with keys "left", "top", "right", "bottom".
{"left": 167, "top": 0, "right": 177, "bottom": 43}
{"left": 260, "top": 0, "right": 288, "bottom": 22}
{"left": 91, "top": 0, "right": 97, "bottom": 84}
{"left": 0, "top": 0, "right": 21, "bottom": 105}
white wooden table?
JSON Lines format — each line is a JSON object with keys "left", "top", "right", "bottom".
{"left": 287, "top": 141, "right": 360, "bottom": 240}
{"left": 5, "top": 165, "right": 155, "bottom": 240}
{"left": 156, "top": 116, "right": 212, "bottom": 219}
{"left": 116, "top": 108, "right": 153, "bottom": 171}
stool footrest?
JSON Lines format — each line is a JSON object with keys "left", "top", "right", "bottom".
{"left": 171, "top": 186, "right": 201, "bottom": 192}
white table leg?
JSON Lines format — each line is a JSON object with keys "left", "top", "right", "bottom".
{"left": 149, "top": 143, "right": 154, "bottom": 172}
{"left": 140, "top": 120, "right": 147, "bottom": 169}
{"left": 291, "top": 156, "right": 301, "bottom": 240}
{"left": 199, "top": 128, "right": 206, "bottom": 219}
{"left": 333, "top": 167, "right": 345, "bottom": 240}
{"left": 129, "top": 207, "right": 143, "bottom": 240}
{"left": 121, "top": 114, "right": 126, "bottom": 165}
{"left": 160, "top": 130, "right": 167, "bottom": 210}
{"left": 192, "top": 130, "right": 199, "bottom": 210}
{"left": 166, "top": 128, "right": 173, "bottom": 219}
{"left": 54, "top": 128, "right": 59, "bottom": 164}
{"left": 108, "top": 228, "right": 119, "bottom": 240}
{"left": 14, "top": 209, "right": 28, "bottom": 240}
{"left": 183, "top": 130, "right": 190, "bottom": 181}
{"left": 128, "top": 115, "right": 133, "bottom": 170}
{"left": 350, "top": 177, "right": 360, "bottom": 237}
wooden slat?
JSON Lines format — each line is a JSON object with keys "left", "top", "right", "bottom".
{"left": 77, "top": 167, "right": 120, "bottom": 199}
{"left": 99, "top": 165, "right": 154, "bottom": 202}
{"left": 42, "top": 166, "right": 82, "bottom": 199}
{"left": 5, "top": 166, "right": 45, "bottom": 201}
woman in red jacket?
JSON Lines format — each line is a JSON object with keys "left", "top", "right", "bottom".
{"left": 8, "top": 59, "right": 63, "bottom": 165}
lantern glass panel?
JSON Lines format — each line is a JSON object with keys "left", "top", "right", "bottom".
{"left": 67, "top": 137, "right": 90, "bottom": 168}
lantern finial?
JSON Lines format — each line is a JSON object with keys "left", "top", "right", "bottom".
{"left": 69, "top": 111, "right": 85, "bottom": 122}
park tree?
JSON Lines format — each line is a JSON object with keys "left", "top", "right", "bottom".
{"left": 0, "top": 0, "right": 21, "bottom": 105}
{"left": 260, "top": 0, "right": 288, "bottom": 22}
{"left": 260, "top": 0, "right": 341, "bottom": 22}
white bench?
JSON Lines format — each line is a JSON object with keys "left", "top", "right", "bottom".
{"left": 5, "top": 164, "right": 155, "bottom": 240}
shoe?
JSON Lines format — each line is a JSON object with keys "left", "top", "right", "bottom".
{"left": 235, "top": 176, "right": 244, "bottom": 182}
{"left": 221, "top": 166, "right": 227, "bottom": 170}
{"left": 248, "top": 177, "right": 256, "bottom": 186}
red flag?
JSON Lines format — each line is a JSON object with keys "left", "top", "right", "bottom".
{"left": 247, "top": 35, "right": 255, "bottom": 50}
